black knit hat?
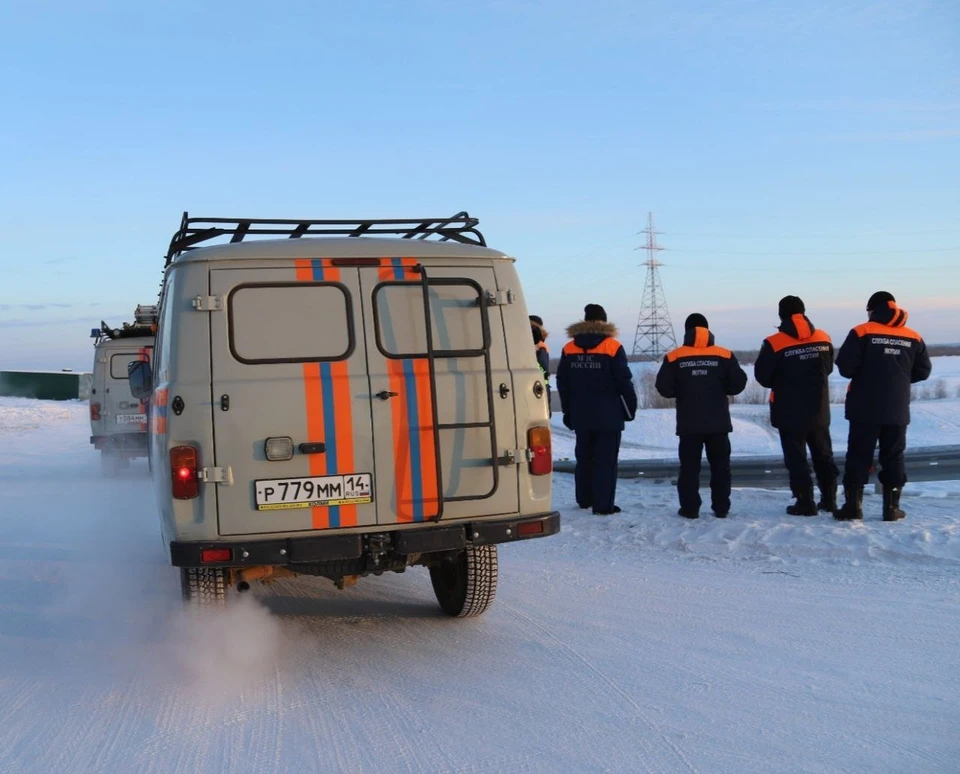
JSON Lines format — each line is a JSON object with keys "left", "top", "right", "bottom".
{"left": 867, "top": 291, "right": 895, "bottom": 311}
{"left": 684, "top": 313, "right": 708, "bottom": 330}
{"left": 778, "top": 295, "right": 805, "bottom": 320}
{"left": 529, "top": 315, "right": 543, "bottom": 326}
{"left": 584, "top": 304, "right": 607, "bottom": 322}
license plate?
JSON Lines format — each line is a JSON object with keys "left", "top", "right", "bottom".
{"left": 255, "top": 473, "right": 373, "bottom": 511}
{"left": 117, "top": 413, "right": 147, "bottom": 424}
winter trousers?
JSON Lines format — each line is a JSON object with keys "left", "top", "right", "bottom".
{"left": 843, "top": 422, "right": 907, "bottom": 489}
{"left": 677, "top": 433, "right": 731, "bottom": 514}
{"left": 778, "top": 425, "right": 839, "bottom": 493}
{"left": 574, "top": 430, "right": 622, "bottom": 513}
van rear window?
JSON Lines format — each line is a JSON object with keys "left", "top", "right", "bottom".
{"left": 110, "top": 352, "right": 149, "bottom": 380}
{"left": 228, "top": 283, "right": 353, "bottom": 363}
{"left": 375, "top": 280, "right": 486, "bottom": 358}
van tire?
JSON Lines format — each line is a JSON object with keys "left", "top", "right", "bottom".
{"left": 429, "top": 545, "right": 498, "bottom": 618}
{"left": 180, "top": 567, "right": 227, "bottom": 607}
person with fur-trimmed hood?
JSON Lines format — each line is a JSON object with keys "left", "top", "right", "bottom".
{"left": 656, "top": 313, "right": 748, "bottom": 518}
{"left": 556, "top": 304, "right": 638, "bottom": 515}
{"left": 834, "top": 291, "right": 932, "bottom": 522}
{"left": 530, "top": 315, "right": 552, "bottom": 416}
{"left": 754, "top": 295, "right": 839, "bottom": 516}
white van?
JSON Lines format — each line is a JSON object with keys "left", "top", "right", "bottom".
{"left": 129, "top": 212, "right": 559, "bottom": 616}
{"left": 89, "top": 308, "right": 156, "bottom": 474}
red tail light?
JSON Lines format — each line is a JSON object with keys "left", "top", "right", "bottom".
{"left": 518, "top": 520, "right": 544, "bottom": 536}
{"left": 201, "top": 548, "right": 232, "bottom": 563}
{"left": 90, "top": 402, "right": 101, "bottom": 421}
{"left": 528, "top": 426, "right": 552, "bottom": 476}
{"left": 170, "top": 445, "right": 199, "bottom": 499}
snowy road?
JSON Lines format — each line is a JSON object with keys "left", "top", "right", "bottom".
{"left": 1, "top": 398, "right": 959, "bottom": 773}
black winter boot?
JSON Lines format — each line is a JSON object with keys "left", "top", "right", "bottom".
{"left": 834, "top": 485, "right": 863, "bottom": 521}
{"left": 817, "top": 480, "right": 838, "bottom": 515}
{"left": 882, "top": 487, "right": 906, "bottom": 522}
{"left": 786, "top": 484, "right": 818, "bottom": 516}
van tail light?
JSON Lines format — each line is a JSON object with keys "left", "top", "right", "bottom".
{"left": 201, "top": 548, "right": 232, "bottom": 563}
{"left": 527, "top": 426, "right": 552, "bottom": 476}
{"left": 90, "top": 402, "right": 101, "bottom": 421}
{"left": 170, "top": 445, "right": 199, "bottom": 499}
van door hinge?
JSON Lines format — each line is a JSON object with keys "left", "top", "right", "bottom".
{"left": 484, "top": 289, "right": 515, "bottom": 306}
{"left": 200, "top": 466, "right": 234, "bottom": 485}
{"left": 192, "top": 295, "right": 224, "bottom": 311}
{"left": 498, "top": 448, "right": 533, "bottom": 466}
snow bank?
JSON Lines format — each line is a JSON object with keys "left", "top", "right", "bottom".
{"left": 552, "top": 474, "right": 960, "bottom": 568}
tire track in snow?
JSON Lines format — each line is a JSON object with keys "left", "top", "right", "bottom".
{"left": 502, "top": 601, "right": 697, "bottom": 774}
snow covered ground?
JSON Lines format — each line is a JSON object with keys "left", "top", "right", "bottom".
{"left": 1, "top": 397, "right": 959, "bottom": 773}
{"left": 552, "top": 356, "right": 960, "bottom": 460}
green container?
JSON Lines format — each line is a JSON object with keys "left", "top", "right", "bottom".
{"left": 0, "top": 370, "right": 87, "bottom": 401}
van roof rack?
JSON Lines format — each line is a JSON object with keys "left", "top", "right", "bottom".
{"left": 164, "top": 211, "right": 486, "bottom": 264}
{"left": 91, "top": 304, "right": 159, "bottom": 344}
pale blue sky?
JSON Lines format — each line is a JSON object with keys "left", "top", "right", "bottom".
{"left": 1, "top": 0, "right": 958, "bottom": 369}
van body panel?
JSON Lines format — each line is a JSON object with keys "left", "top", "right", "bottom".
{"left": 359, "top": 261, "right": 520, "bottom": 524}
{"left": 149, "top": 263, "right": 219, "bottom": 545}
{"left": 209, "top": 263, "right": 378, "bottom": 536}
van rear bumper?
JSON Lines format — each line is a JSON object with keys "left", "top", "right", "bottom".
{"left": 169, "top": 511, "right": 561, "bottom": 568}
{"left": 90, "top": 434, "right": 148, "bottom": 452}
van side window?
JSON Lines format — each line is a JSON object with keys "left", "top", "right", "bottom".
{"left": 110, "top": 353, "right": 146, "bottom": 380}
{"left": 375, "top": 281, "right": 486, "bottom": 358}
{"left": 228, "top": 283, "right": 354, "bottom": 364}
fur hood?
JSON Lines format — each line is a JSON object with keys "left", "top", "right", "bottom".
{"left": 566, "top": 320, "right": 618, "bottom": 339}
{"left": 530, "top": 319, "right": 549, "bottom": 340}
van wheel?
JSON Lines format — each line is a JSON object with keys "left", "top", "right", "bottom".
{"left": 180, "top": 567, "right": 227, "bottom": 607}
{"left": 429, "top": 545, "right": 498, "bottom": 618}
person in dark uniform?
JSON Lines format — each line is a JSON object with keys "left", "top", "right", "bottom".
{"left": 656, "top": 313, "right": 747, "bottom": 518}
{"left": 834, "top": 291, "right": 932, "bottom": 521}
{"left": 754, "top": 296, "right": 839, "bottom": 515}
{"left": 530, "top": 315, "right": 552, "bottom": 417}
{"left": 556, "top": 304, "right": 638, "bottom": 515}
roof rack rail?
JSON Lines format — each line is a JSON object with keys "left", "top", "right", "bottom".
{"left": 163, "top": 210, "right": 486, "bottom": 264}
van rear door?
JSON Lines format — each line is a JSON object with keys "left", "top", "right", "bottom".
{"left": 103, "top": 345, "right": 152, "bottom": 432}
{"left": 209, "top": 263, "right": 376, "bottom": 536}
{"left": 358, "top": 260, "right": 520, "bottom": 525}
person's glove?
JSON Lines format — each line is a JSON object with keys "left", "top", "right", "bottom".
{"left": 562, "top": 414, "right": 573, "bottom": 430}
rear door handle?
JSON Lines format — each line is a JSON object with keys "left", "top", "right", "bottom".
{"left": 376, "top": 390, "right": 399, "bottom": 400}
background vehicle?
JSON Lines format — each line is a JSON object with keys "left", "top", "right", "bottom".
{"left": 129, "top": 212, "right": 559, "bottom": 616}
{"left": 89, "top": 306, "right": 156, "bottom": 475}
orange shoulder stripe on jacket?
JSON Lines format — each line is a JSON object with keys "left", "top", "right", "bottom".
{"left": 766, "top": 328, "right": 832, "bottom": 353}
{"left": 852, "top": 321, "right": 922, "bottom": 341}
{"left": 666, "top": 344, "right": 732, "bottom": 363}
{"left": 562, "top": 338, "right": 622, "bottom": 357}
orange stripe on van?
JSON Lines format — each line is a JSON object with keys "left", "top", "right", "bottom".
{"left": 295, "top": 258, "right": 313, "bottom": 282}
{"left": 413, "top": 358, "right": 439, "bottom": 517}
{"left": 321, "top": 264, "right": 359, "bottom": 528}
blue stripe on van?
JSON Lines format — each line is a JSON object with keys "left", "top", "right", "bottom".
{"left": 312, "top": 260, "right": 341, "bottom": 528}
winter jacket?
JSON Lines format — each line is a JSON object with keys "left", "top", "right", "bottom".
{"left": 532, "top": 328, "right": 552, "bottom": 417}
{"left": 753, "top": 313, "right": 834, "bottom": 431}
{"left": 655, "top": 326, "right": 748, "bottom": 436}
{"left": 556, "top": 321, "right": 638, "bottom": 432}
{"left": 836, "top": 301, "right": 932, "bottom": 426}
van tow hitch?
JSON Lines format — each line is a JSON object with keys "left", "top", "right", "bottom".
{"left": 365, "top": 533, "right": 391, "bottom": 567}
